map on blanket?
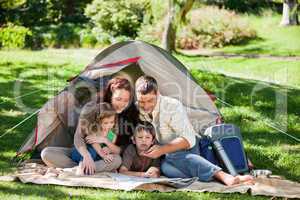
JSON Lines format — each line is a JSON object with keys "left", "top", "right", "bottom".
{"left": 108, "top": 173, "right": 198, "bottom": 188}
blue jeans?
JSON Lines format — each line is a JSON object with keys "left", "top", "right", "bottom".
{"left": 161, "top": 137, "right": 222, "bottom": 182}
{"left": 71, "top": 145, "right": 101, "bottom": 163}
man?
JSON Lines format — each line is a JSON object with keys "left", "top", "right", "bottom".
{"left": 135, "top": 75, "right": 253, "bottom": 186}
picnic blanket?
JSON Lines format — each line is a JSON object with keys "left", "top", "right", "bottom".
{"left": 1, "top": 162, "right": 300, "bottom": 199}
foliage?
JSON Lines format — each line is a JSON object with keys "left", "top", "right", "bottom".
{"left": 1, "top": 0, "right": 91, "bottom": 27}
{"left": 0, "top": 23, "right": 32, "bottom": 49}
{"left": 0, "top": 0, "right": 26, "bottom": 9}
{"left": 177, "top": 6, "right": 256, "bottom": 49}
{"left": 79, "top": 28, "right": 98, "bottom": 48}
{"left": 202, "top": 0, "right": 275, "bottom": 13}
{"left": 85, "top": 0, "right": 149, "bottom": 38}
{"left": 28, "top": 23, "right": 82, "bottom": 48}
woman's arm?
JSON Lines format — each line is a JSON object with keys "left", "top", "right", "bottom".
{"left": 74, "top": 122, "right": 96, "bottom": 174}
{"left": 85, "top": 135, "right": 121, "bottom": 154}
{"left": 104, "top": 136, "right": 121, "bottom": 154}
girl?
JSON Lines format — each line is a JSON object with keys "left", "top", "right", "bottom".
{"left": 71, "top": 102, "right": 121, "bottom": 174}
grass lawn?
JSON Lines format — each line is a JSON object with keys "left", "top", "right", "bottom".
{"left": 175, "top": 10, "right": 300, "bottom": 89}
{"left": 0, "top": 49, "right": 299, "bottom": 199}
{"left": 216, "top": 11, "right": 300, "bottom": 56}
{"left": 176, "top": 55, "right": 300, "bottom": 89}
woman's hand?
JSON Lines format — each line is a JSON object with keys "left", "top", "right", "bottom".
{"left": 82, "top": 154, "right": 96, "bottom": 175}
{"left": 86, "top": 134, "right": 108, "bottom": 144}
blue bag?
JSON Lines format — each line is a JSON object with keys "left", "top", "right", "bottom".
{"left": 201, "top": 124, "right": 249, "bottom": 175}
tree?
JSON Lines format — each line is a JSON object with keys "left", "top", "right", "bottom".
{"left": 162, "top": 0, "right": 195, "bottom": 52}
{"left": 280, "top": 0, "right": 299, "bottom": 26}
{"left": 0, "top": 0, "right": 26, "bottom": 26}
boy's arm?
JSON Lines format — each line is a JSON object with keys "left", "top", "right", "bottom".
{"left": 119, "top": 166, "right": 146, "bottom": 177}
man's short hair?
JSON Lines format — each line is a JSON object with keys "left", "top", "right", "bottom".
{"left": 135, "top": 75, "right": 158, "bottom": 95}
{"left": 134, "top": 121, "right": 156, "bottom": 138}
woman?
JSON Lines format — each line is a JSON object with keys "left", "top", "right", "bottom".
{"left": 41, "top": 76, "right": 138, "bottom": 175}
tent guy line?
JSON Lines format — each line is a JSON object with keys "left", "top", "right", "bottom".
{"left": 0, "top": 109, "right": 40, "bottom": 139}
{"left": 215, "top": 96, "right": 300, "bottom": 143}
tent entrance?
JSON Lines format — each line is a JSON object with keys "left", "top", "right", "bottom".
{"left": 114, "top": 63, "right": 144, "bottom": 87}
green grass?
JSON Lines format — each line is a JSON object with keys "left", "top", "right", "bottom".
{"left": 215, "top": 11, "right": 300, "bottom": 56}
{"left": 176, "top": 55, "right": 300, "bottom": 89}
{"left": 0, "top": 49, "right": 299, "bottom": 199}
{"left": 175, "top": 10, "right": 300, "bottom": 89}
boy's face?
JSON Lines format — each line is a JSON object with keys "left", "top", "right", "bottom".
{"left": 136, "top": 91, "right": 158, "bottom": 114}
{"left": 134, "top": 130, "right": 154, "bottom": 152}
{"left": 100, "top": 115, "right": 115, "bottom": 133}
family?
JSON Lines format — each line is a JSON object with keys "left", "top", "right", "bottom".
{"left": 40, "top": 75, "right": 254, "bottom": 186}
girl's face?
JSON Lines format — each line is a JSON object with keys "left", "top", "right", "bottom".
{"left": 100, "top": 115, "right": 115, "bottom": 133}
{"left": 111, "top": 89, "right": 131, "bottom": 113}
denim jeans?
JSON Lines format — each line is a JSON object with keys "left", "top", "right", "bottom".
{"left": 161, "top": 137, "right": 222, "bottom": 181}
{"left": 71, "top": 145, "right": 101, "bottom": 163}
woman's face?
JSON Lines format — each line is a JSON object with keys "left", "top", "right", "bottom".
{"left": 111, "top": 89, "right": 131, "bottom": 113}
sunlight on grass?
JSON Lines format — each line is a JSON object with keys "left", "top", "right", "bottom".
{"left": 219, "top": 12, "right": 300, "bottom": 56}
{"left": 178, "top": 56, "right": 300, "bottom": 89}
{"left": 0, "top": 49, "right": 299, "bottom": 199}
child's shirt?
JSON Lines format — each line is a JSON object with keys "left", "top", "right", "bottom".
{"left": 99, "top": 130, "right": 116, "bottom": 148}
{"left": 122, "top": 144, "right": 160, "bottom": 172}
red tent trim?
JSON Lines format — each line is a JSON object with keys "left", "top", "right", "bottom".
{"left": 101, "top": 56, "right": 141, "bottom": 68}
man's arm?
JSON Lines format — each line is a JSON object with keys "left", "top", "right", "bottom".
{"left": 141, "top": 137, "right": 190, "bottom": 159}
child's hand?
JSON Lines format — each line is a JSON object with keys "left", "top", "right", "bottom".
{"left": 101, "top": 147, "right": 111, "bottom": 155}
{"left": 98, "top": 149, "right": 108, "bottom": 158}
{"left": 144, "top": 167, "right": 160, "bottom": 178}
{"left": 103, "top": 154, "right": 114, "bottom": 163}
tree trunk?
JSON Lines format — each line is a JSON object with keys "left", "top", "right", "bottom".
{"left": 162, "top": 0, "right": 176, "bottom": 52}
{"left": 280, "top": 0, "right": 299, "bottom": 26}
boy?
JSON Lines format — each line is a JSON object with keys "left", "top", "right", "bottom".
{"left": 119, "top": 122, "right": 160, "bottom": 178}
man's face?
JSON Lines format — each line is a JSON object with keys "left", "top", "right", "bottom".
{"left": 136, "top": 91, "right": 158, "bottom": 114}
{"left": 134, "top": 130, "right": 154, "bottom": 152}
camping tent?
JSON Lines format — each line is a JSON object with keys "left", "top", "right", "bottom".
{"left": 17, "top": 40, "right": 221, "bottom": 155}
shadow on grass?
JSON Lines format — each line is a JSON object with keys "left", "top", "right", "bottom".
{"left": 191, "top": 69, "right": 300, "bottom": 181}
{"left": 0, "top": 182, "right": 269, "bottom": 200}
{"left": 0, "top": 183, "right": 69, "bottom": 200}
{"left": 0, "top": 62, "right": 74, "bottom": 173}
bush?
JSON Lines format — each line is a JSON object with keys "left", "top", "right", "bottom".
{"left": 136, "top": 22, "right": 164, "bottom": 45}
{"left": 30, "top": 23, "right": 82, "bottom": 48}
{"left": 85, "top": 0, "right": 148, "bottom": 38}
{"left": 203, "top": 0, "right": 273, "bottom": 13}
{"left": 79, "top": 28, "right": 98, "bottom": 48}
{"left": 0, "top": 23, "right": 32, "bottom": 49}
{"left": 177, "top": 6, "right": 257, "bottom": 49}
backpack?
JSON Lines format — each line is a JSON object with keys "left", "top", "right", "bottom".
{"left": 199, "top": 124, "right": 249, "bottom": 175}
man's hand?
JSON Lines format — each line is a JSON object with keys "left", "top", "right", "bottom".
{"left": 141, "top": 145, "right": 164, "bottom": 159}
{"left": 82, "top": 154, "right": 96, "bottom": 175}
{"left": 144, "top": 167, "right": 160, "bottom": 178}
{"left": 86, "top": 135, "right": 108, "bottom": 144}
